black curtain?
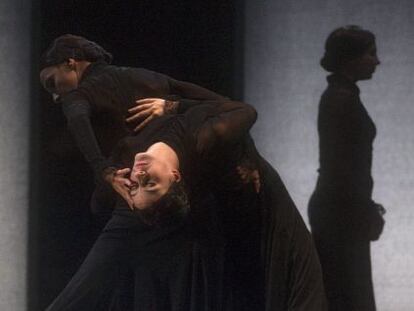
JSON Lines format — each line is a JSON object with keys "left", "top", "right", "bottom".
{"left": 31, "top": 1, "right": 238, "bottom": 309}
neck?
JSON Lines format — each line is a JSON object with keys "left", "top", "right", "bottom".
{"left": 147, "top": 142, "right": 180, "bottom": 169}
{"left": 338, "top": 70, "right": 357, "bottom": 83}
{"left": 76, "top": 61, "right": 92, "bottom": 80}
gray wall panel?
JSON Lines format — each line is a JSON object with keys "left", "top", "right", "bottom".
{"left": 0, "top": 1, "right": 31, "bottom": 310}
{"left": 243, "top": 1, "right": 414, "bottom": 309}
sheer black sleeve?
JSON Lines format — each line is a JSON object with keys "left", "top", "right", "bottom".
{"left": 167, "top": 78, "right": 227, "bottom": 101}
{"left": 184, "top": 100, "right": 257, "bottom": 155}
{"left": 61, "top": 94, "right": 112, "bottom": 181}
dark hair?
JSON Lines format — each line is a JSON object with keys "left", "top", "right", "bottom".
{"left": 320, "top": 25, "right": 376, "bottom": 73}
{"left": 40, "top": 34, "right": 113, "bottom": 70}
{"left": 136, "top": 181, "right": 190, "bottom": 226}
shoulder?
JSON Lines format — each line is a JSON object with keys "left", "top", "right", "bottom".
{"left": 320, "top": 86, "right": 359, "bottom": 116}
{"left": 103, "top": 65, "right": 168, "bottom": 81}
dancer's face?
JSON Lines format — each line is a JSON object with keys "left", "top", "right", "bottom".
{"left": 348, "top": 44, "right": 380, "bottom": 81}
{"left": 129, "top": 152, "right": 181, "bottom": 210}
{"left": 40, "top": 59, "right": 79, "bottom": 102}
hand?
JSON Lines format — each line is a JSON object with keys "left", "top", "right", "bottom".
{"left": 104, "top": 168, "right": 134, "bottom": 209}
{"left": 126, "top": 98, "right": 167, "bottom": 132}
{"left": 236, "top": 166, "right": 261, "bottom": 193}
{"left": 368, "top": 203, "right": 386, "bottom": 241}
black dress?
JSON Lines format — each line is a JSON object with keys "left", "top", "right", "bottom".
{"left": 204, "top": 136, "right": 328, "bottom": 311}
{"left": 59, "top": 61, "right": 231, "bottom": 178}
{"left": 46, "top": 61, "right": 250, "bottom": 311}
{"left": 309, "top": 74, "right": 380, "bottom": 311}
{"left": 46, "top": 100, "right": 257, "bottom": 311}
{"left": 50, "top": 61, "right": 327, "bottom": 310}
{"left": 107, "top": 104, "right": 327, "bottom": 311}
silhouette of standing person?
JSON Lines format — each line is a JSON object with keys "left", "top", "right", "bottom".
{"left": 308, "top": 26, "right": 385, "bottom": 311}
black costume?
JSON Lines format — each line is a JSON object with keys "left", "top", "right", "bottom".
{"left": 202, "top": 136, "right": 327, "bottom": 311}
{"left": 99, "top": 104, "right": 328, "bottom": 311}
{"left": 46, "top": 61, "right": 326, "bottom": 310}
{"left": 45, "top": 62, "right": 239, "bottom": 310}
{"left": 309, "top": 74, "right": 383, "bottom": 311}
{"left": 57, "top": 61, "right": 228, "bottom": 178}
{"left": 46, "top": 100, "right": 256, "bottom": 310}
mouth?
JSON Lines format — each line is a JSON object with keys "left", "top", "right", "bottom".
{"left": 134, "top": 153, "right": 153, "bottom": 171}
{"left": 135, "top": 161, "right": 149, "bottom": 170}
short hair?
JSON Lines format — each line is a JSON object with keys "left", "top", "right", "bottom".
{"left": 40, "top": 34, "right": 113, "bottom": 70}
{"left": 320, "top": 25, "right": 376, "bottom": 73}
{"left": 135, "top": 181, "right": 190, "bottom": 226}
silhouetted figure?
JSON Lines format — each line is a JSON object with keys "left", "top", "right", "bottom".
{"left": 308, "top": 26, "right": 385, "bottom": 311}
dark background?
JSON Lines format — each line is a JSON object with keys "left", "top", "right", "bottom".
{"left": 31, "top": 1, "right": 239, "bottom": 309}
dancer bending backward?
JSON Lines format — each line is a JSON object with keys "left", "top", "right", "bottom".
{"left": 46, "top": 97, "right": 256, "bottom": 310}
{"left": 40, "top": 34, "right": 252, "bottom": 310}
{"left": 107, "top": 98, "right": 328, "bottom": 311}
{"left": 39, "top": 34, "right": 233, "bottom": 205}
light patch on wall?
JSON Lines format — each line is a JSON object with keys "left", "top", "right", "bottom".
{"left": 0, "top": 1, "right": 32, "bottom": 310}
{"left": 242, "top": 0, "right": 414, "bottom": 310}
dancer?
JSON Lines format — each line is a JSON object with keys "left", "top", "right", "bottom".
{"left": 44, "top": 97, "right": 256, "bottom": 310}
{"left": 40, "top": 34, "right": 231, "bottom": 199}
{"left": 105, "top": 98, "right": 327, "bottom": 311}
{"left": 40, "top": 34, "right": 249, "bottom": 310}
{"left": 308, "top": 26, "right": 385, "bottom": 311}
{"left": 41, "top": 34, "right": 327, "bottom": 310}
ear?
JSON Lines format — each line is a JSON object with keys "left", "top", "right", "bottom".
{"left": 171, "top": 169, "right": 182, "bottom": 182}
{"left": 66, "top": 58, "right": 76, "bottom": 70}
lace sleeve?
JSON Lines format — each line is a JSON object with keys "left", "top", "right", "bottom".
{"left": 184, "top": 100, "right": 257, "bottom": 154}
{"left": 167, "top": 77, "right": 227, "bottom": 101}
{"left": 61, "top": 95, "right": 112, "bottom": 181}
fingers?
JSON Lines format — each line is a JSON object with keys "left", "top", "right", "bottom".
{"left": 236, "top": 166, "right": 261, "bottom": 193}
{"left": 108, "top": 168, "right": 135, "bottom": 208}
{"left": 253, "top": 178, "right": 261, "bottom": 193}
{"left": 135, "top": 98, "right": 158, "bottom": 105}
{"left": 128, "top": 98, "right": 160, "bottom": 113}
{"left": 134, "top": 115, "right": 155, "bottom": 132}
{"left": 113, "top": 177, "right": 132, "bottom": 191}
{"left": 113, "top": 181, "right": 134, "bottom": 209}
{"left": 126, "top": 108, "right": 152, "bottom": 123}
{"left": 128, "top": 103, "right": 152, "bottom": 114}
{"left": 114, "top": 176, "right": 131, "bottom": 187}
{"left": 124, "top": 193, "right": 134, "bottom": 210}
{"left": 236, "top": 166, "right": 249, "bottom": 183}
{"left": 251, "top": 170, "right": 260, "bottom": 193}
{"left": 116, "top": 167, "right": 131, "bottom": 177}
{"left": 114, "top": 168, "right": 132, "bottom": 186}
{"left": 124, "top": 178, "right": 132, "bottom": 187}
{"left": 116, "top": 167, "right": 131, "bottom": 174}
{"left": 119, "top": 188, "right": 134, "bottom": 210}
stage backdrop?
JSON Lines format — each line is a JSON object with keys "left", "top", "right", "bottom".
{"left": 0, "top": 0, "right": 32, "bottom": 310}
{"left": 242, "top": 1, "right": 414, "bottom": 310}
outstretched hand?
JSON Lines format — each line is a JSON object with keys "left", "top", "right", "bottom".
{"left": 104, "top": 168, "right": 134, "bottom": 209}
{"left": 126, "top": 98, "right": 167, "bottom": 132}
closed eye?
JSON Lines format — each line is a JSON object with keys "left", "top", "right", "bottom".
{"left": 146, "top": 181, "right": 157, "bottom": 187}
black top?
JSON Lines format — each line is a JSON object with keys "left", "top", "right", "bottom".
{"left": 99, "top": 103, "right": 327, "bottom": 311}
{"left": 92, "top": 101, "right": 257, "bottom": 230}
{"left": 316, "top": 74, "right": 376, "bottom": 207}
{"left": 60, "top": 61, "right": 228, "bottom": 178}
